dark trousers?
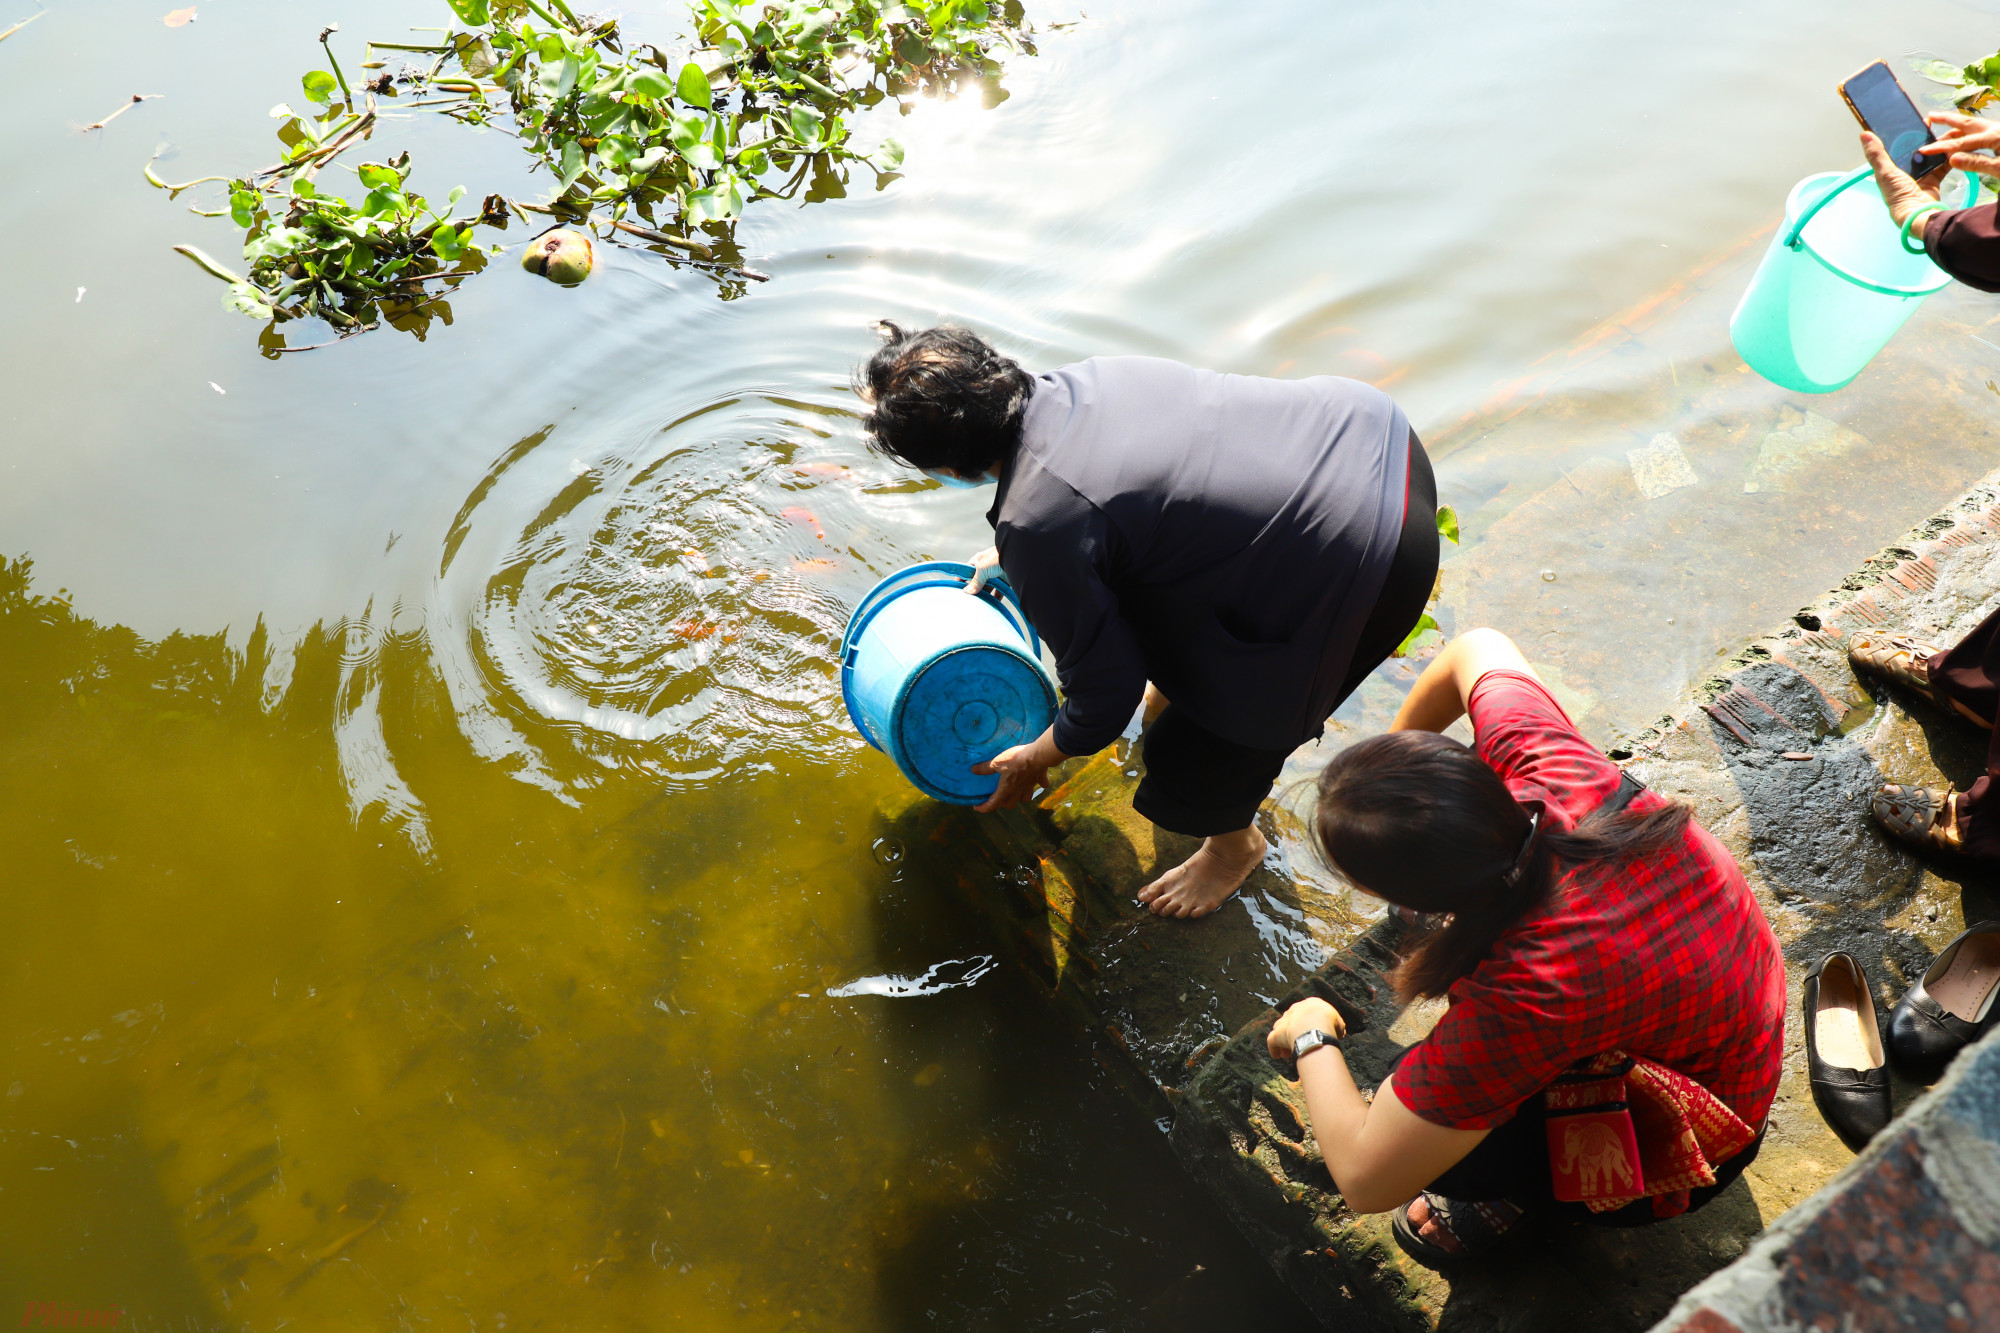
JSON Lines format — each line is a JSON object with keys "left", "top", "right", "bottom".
{"left": 1925, "top": 606, "right": 2000, "bottom": 858}
{"left": 1421, "top": 1089, "right": 1765, "bottom": 1227}
{"left": 1133, "top": 432, "right": 1440, "bottom": 837}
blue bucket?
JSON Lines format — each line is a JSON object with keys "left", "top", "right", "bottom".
{"left": 840, "top": 561, "right": 1057, "bottom": 805}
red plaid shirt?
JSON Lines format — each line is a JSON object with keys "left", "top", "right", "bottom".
{"left": 1391, "top": 671, "right": 1786, "bottom": 1131}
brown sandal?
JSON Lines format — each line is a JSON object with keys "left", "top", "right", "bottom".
{"left": 1872, "top": 784, "right": 1968, "bottom": 855}
{"left": 1848, "top": 635, "right": 1993, "bottom": 731}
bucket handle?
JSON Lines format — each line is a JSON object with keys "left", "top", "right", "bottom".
{"left": 977, "top": 572, "right": 1042, "bottom": 659}
{"left": 1784, "top": 165, "right": 1986, "bottom": 252}
{"left": 1783, "top": 165, "right": 1874, "bottom": 250}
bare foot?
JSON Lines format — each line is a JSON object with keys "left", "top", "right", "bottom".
{"left": 1137, "top": 826, "right": 1265, "bottom": 918}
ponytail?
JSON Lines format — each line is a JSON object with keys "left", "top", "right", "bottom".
{"left": 1312, "top": 731, "right": 1690, "bottom": 1003}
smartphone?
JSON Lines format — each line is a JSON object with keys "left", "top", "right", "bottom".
{"left": 1841, "top": 60, "right": 1942, "bottom": 177}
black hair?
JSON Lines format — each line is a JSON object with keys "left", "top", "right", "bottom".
{"left": 855, "top": 322, "right": 1033, "bottom": 477}
{"left": 1311, "top": 730, "right": 1691, "bottom": 1001}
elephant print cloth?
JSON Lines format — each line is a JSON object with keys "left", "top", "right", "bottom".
{"left": 1545, "top": 1051, "right": 1756, "bottom": 1218}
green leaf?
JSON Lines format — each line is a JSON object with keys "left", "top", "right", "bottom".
{"left": 230, "top": 188, "right": 261, "bottom": 228}
{"left": 557, "top": 139, "right": 587, "bottom": 191}
{"left": 223, "top": 282, "right": 274, "bottom": 320}
{"left": 447, "top": 184, "right": 467, "bottom": 207}
{"left": 737, "top": 145, "right": 769, "bottom": 173}
{"left": 361, "top": 187, "right": 402, "bottom": 217}
{"left": 1435, "top": 504, "right": 1459, "bottom": 544}
{"left": 677, "top": 61, "right": 713, "bottom": 106}
{"left": 301, "top": 70, "right": 339, "bottom": 105}
{"left": 631, "top": 68, "right": 674, "bottom": 99}
{"left": 1920, "top": 58, "right": 1970, "bottom": 86}
{"left": 538, "top": 53, "right": 582, "bottom": 98}
{"left": 357, "top": 161, "right": 404, "bottom": 191}
{"left": 537, "top": 32, "right": 569, "bottom": 62}
{"left": 459, "top": 35, "right": 499, "bottom": 78}
{"left": 431, "top": 225, "right": 468, "bottom": 260}
{"left": 445, "top": 0, "right": 492, "bottom": 25}
{"left": 1392, "top": 612, "right": 1440, "bottom": 659}
{"left": 790, "top": 103, "right": 824, "bottom": 146}
{"left": 871, "top": 136, "right": 905, "bottom": 170}
{"left": 668, "top": 110, "right": 707, "bottom": 151}
{"left": 796, "top": 12, "right": 834, "bottom": 49}
{"left": 601, "top": 134, "right": 641, "bottom": 168}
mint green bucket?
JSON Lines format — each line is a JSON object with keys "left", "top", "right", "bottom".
{"left": 1730, "top": 166, "right": 1979, "bottom": 393}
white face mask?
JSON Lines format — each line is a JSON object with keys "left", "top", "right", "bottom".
{"left": 923, "top": 467, "right": 995, "bottom": 490}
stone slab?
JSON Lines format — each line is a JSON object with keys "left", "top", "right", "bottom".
{"left": 879, "top": 472, "right": 2000, "bottom": 1330}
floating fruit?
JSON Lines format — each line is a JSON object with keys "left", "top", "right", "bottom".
{"left": 520, "top": 229, "right": 594, "bottom": 286}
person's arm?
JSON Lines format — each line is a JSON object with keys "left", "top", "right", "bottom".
{"left": 970, "top": 493, "right": 1145, "bottom": 812}
{"left": 1861, "top": 128, "right": 1949, "bottom": 232}
{"left": 1390, "top": 628, "right": 1540, "bottom": 734}
{"left": 1267, "top": 998, "right": 1489, "bottom": 1213}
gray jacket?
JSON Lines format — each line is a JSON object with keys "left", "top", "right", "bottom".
{"left": 987, "top": 356, "right": 1410, "bottom": 754}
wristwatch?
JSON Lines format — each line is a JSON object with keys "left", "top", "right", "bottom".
{"left": 1292, "top": 1029, "right": 1341, "bottom": 1061}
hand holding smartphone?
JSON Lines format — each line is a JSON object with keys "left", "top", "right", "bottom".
{"left": 1841, "top": 61, "right": 1945, "bottom": 178}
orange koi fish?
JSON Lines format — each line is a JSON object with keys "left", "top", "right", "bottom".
{"left": 781, "top": 506, "right": 826, "bottom": 540}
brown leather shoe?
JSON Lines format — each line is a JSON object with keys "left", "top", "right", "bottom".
{"left": 1849, "top": 635, "right": 1993, "bottom": 731}
{"left": 1871, "top": 785, "right": 1969, "bottom": 857}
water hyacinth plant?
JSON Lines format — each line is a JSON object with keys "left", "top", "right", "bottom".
{"left": 1918, "top": 51, "right": 2000, "bottom": 111}
{"left": 154, "top": 0, "right": 1039, "bottom": 350}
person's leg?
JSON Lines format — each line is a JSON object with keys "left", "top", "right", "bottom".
{"left": 1131, "top": 707, "right": 1289, "bottom": 917}
{"left": 1394, "top": 1097, "right": 1546, "bottom": 1263}
{"left": 1131, "top": 432, "right": 1439, "bottom": 918}
{"left": 1863, "top": 608, "right": 2000, "bottom": 858}
{"left": 1929, "top": 609, "right": 2000, "bottom": 858}
{"left": 1329, "top": 430, "right": 1442, "bottom": 710}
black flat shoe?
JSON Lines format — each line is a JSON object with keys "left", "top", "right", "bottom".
{"left": 1802, "top": 952, "right": 1891, "bottom": 1152}
{"left": 1887, "top": 920, "right": 2000, "bottom": 1081}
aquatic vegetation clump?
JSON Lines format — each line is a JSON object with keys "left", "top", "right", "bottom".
{"left": 213, "top": 161, "right": 494, "bottom": 330}
{"left": 1919, "top": 51, "right": 2000, "bottom": 111}
{"left": 153, "top": 0, "right": 1040, "bottom": 348}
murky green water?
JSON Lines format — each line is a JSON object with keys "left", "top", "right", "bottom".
{"left": 6, "top": 0, "right": 2000, "bottom": 1327}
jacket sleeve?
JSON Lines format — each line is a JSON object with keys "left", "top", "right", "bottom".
{"left": 1926, "top": 202, "right": 2000, "bottom": 293}
{"left": 996, "top": 487, "right": 1147, "bottom": 758}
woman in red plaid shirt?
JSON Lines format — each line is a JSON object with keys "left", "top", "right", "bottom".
{"left": 1267, "top": 628, "right": 1786, "bottom": 1267}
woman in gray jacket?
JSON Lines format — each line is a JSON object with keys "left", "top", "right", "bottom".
{"left": 858, "top": 323, "right": 1440, "bottom": 918}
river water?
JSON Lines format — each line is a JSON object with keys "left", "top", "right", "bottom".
{"left": 5, "top": 0, "right": 2000, "bottom": 1328}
